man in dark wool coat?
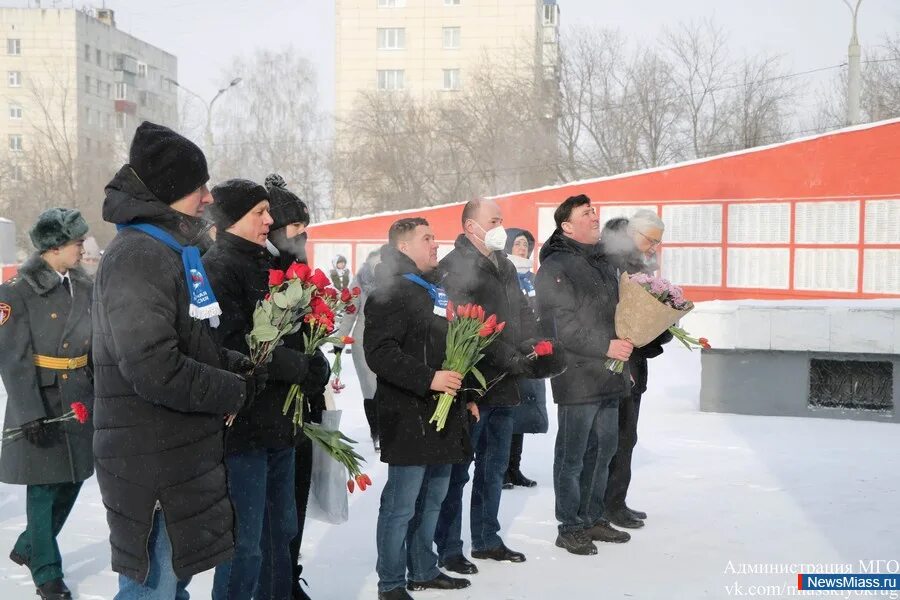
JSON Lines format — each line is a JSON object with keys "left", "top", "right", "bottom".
{"left": 92, "top": 122, "right": 264, "bottom": 599}
{"left": 0, "top": 208, "right": 93, "bottom": 600}
{"left": 364, "top": 217, "right": 477, "bottom": 600}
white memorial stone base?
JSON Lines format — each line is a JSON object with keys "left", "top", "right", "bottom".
{"left": 681, "top": 300, "right": 900, "bottom": 423}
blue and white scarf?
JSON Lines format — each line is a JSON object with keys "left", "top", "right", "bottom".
{"left": 403, "top": 273, "right": 449, "bottom": 318}
{"left": 118, "top": 222, "right": 221, "bottom": 324}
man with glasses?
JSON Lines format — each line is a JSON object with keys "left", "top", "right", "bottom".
{"left": 598, "top": 209, "right": 669, "bottom": 530}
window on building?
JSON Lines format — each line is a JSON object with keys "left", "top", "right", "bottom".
{"left": 116, "top": 112, "right": 126, "bottom": 129}
{"left": 9, "top": 104, "right": 22, "bottom": 120}
{"left": 115, "top": 82, "right": 127, "bottom": 100}
{"left": 377, "top": 0, "right": 405, "bottom": 6}
{"left": 376, "top": 28, "right": 406, "bottom": 50}
{"left": 85, "top": 75, "right": 91, "bottom": 93}
{"left": 7, "top": 39, "right": 21, "bottom": 55}
{"left": 377, "top": 69, "right": 405, "bottom": 91}
{"left": 85, "top": 107, "right": 94, "bottom": 126}
{"left": 107, "top": 53, "right": 114, "bottom": 69}
{"left": 8, "top": 71, "right": 22, "bottom": 87}
{"left": 95, "top": 48, "right": 102, "bottom": 65}
{"left": 442, "top": 68, "right": 461, "bottom": 90}
{"left": 105, "top": 82, "right": 111, "bottom": 98}
{"left": 137, "top": 62, "right": 147, "bottom": 78}
{"left": 85, "top": 137, "right": 92, "bottom": 154}
{"left": 11, "top": 164, "right": 23, "bottom": 182}
{"left": 542, "top": 4, "right": 558, "bottom": 25}
{"left": 444, "top": 0, "right": 460, "bottom": 5}
{"left": 443, "top": 27, "right": 461, "bottom": 49}
{"left": 96, "top": 79, "right": 102, "bottom": 95}
{"left": 9, "top": 134, "right": 23, "bottom": 152}
{"left": 84, "top": 43, "right": 91, "bottom": 61}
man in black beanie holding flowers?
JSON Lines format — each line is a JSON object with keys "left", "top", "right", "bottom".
{"left": 92, "top": 122, "right": 264, "bottom": 599}
{"left": 203, "top": 178, "right": 328, "bottom": 600}
{"left": 264, "top": 173, "right": 330, "bottom": 600}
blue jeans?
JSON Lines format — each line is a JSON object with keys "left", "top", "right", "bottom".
{"left": 376, "top": 464, "right": 452, "bottom": 593}
{"left": 115, "top": 512, "right": 191, "bottom": 600}
{"left": 435, "top": 405, "right": 514, "bottom": 558}
{"left": 212, "top": 448, "right": 298, "bottom": 600}
{"left": 554, "top": 402, "right": 620, "bottom": 533}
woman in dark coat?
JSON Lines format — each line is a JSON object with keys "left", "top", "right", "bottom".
{"left": 0, "top": 208, "right": 94, "bottom": 600}
{"left": 502, "top": 228, "right": 548, "bottom": 489}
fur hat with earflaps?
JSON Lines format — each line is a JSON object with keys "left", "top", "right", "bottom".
{"left": 29, "top": 207, "right": 89, "bottom": 252}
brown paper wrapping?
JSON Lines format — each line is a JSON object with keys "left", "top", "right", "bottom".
{"left": 614, "top": 273, "right": 693, "bottom": 347}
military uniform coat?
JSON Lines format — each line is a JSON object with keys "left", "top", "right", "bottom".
{"left": 0, "top": 254, "right": 94, "bottom": 485}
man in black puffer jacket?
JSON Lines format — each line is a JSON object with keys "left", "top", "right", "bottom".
{"left": 365, "top": 218, "right": 475, "bottom": 600}
{"left": 435, "top": 198, "right": 545, "bottom": 573}
{"left": 203, "top": 179, "right": 330, "bottom": 600}
{"left": 535, "top": 194, "right": 635, "bottom": 557}
{"left": 92, "top": 122, "right": 256, "bottom": 597}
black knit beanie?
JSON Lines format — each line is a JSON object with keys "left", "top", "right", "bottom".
{"left": 209, "top": 179, "right": 269, "bottom": 230}
{"left": 265, "top": 174, "right": 310, "bottom": 231}
{"left": 129, "top": 121, "right": 210, "bottom": 205}
{"left": 29, "top": 207, "right": 89, "bottom": 252}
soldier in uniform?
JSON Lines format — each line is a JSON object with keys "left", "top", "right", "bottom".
{"left": 0, "top": 208, "right": 94, "bottom": 600}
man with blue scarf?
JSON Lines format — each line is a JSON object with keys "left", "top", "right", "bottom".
{"left": 92, "top": 122, "right": 266, "bottom": 599}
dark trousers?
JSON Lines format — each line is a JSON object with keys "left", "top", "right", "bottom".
{"left": 364, "top": 398, "right": 379, "bottom": 440}
{"left": 435, "top": 406, "right": 514, "bottom": 558}
{"left": 13, "top": 481, "right": 82, "bottom": 586}
{"left": 554, "top": 403, "right": 619, "bottom": 533}
{"left": 212, "top": 448, "right": 298, "bottom": 600}
{"left": 508, "top": 433, "right": 525, "bottom": 471}
{"left": 605, "top": 391, "right": 642, "bottom": 512}
{"left": 376, "top": 464, "right": 452, "bottom": 593}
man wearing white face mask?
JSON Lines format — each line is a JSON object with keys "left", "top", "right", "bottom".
{"left": 434, "top": 199, "right": 560, "bottom": 573}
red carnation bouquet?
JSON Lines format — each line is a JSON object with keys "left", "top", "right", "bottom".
{"left": 430, "top": 302, "right": 507, "bottom": 431}
{"left": 3, "top": 401, "right": 90, "bottom": 442}
{"left": 249, "top": 262, "right": 369, "bottom": 492}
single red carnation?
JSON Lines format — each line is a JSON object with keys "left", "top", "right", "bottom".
{"left": 285, "top": 262, "right": 310, "bottom": 281}
{"left": 351, "top": 287, "right": 362, "bottom": 298}
{"left": 70, "top": 402, "right": 89, "bottom": 424}
{"left": 534, "top": 340, "right": 554, "bottom": 357}
{"left": 346, "top": 304, "right": 357, "bottom": 314}
{"left": 323, "top": 287, "right": 338, "bottom": 300}
{"left": 340, "top": 287, "right": 352, "bottom": 303}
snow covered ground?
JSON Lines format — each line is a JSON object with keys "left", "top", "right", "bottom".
{"left": 1, "top": 346, "right": 898, "bottom": 599}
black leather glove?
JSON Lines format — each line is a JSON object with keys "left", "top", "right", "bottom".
{"left": 300, "top": 351, "right": 331, "bottom": 395}
{"left": 223, "top": 349, "right": 254, "bottom": 375}
{"left": 242, "top": 363, "right": 269, "bottom": 407}
{"left": 268, "top": 348, "right": 311, "bottom": 385}
{"left": 21, "top": 419, "right": 55, "bottom": 447}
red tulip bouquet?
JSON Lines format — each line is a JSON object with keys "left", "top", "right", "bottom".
{"left": 430, "top": 302, "right": 506, "bottom": 431}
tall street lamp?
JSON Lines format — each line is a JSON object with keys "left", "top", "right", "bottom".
{"left": 168, "top": 77, "right": 243, "bottom": 150}
{"left": 843, "top": 0, "right": 863, "bottom": 125}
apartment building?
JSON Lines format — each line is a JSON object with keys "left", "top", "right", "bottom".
{"left": 336, "top": 0, "right": 560, "bottom": 117}
{"left": 0, "top": 7, "right": 177, "bottom": 246}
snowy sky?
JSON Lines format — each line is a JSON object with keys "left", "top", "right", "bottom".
{"left": 15, "top": 0, "right": 900, "bottom": 116}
